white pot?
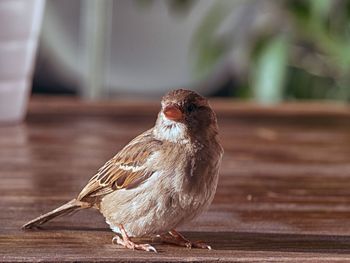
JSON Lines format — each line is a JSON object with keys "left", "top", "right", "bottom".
{"left": 0, "top": 0, "right": 45, "bottom": 123}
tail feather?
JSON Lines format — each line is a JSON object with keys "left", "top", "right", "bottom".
{"left": 22, "top": 199, "right": 90, "bottom": 230}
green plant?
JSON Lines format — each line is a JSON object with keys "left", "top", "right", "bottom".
{"left": 191, "top": 0, "right": 350, "bottom": 103}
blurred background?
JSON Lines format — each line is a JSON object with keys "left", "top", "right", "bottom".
{"left": 33, "top": 0, "right": 350, "bottom": 103}
{"left": 28, "top": 0, "right": 350, "bottom": 103}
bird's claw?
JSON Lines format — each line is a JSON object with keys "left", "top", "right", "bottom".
{"left": 184, "top": 242, "right": 192, "bottom": 249}
{"left": 191, "top": 241, "right": 212, "bottom": 250}
{"left": 161, "top": 230, "right": 212, "bottom": 250}
{"left": 184, "top": 241, "right": 211, "bottom": 250}
{"left": 112, "top": 235, "right": 157, "bottom": 253}
{"left": 135, "top": 243, "right": 157, "bottom": 253}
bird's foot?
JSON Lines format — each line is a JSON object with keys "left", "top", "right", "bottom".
{"left": 112, "top": 235, "right": 157, "bottom": 252}
{"left": 189, "top": 241, "right": 212, "bottom": 250}
{"left": 112, "top": 224, "right": 157, "bottom": 253}
{"left": 160, "top": 229, "right": 211, "bottom": 250}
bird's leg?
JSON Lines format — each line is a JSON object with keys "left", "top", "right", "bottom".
{"left": 160, "top": 229, "right": 211, "bottom": 250}
{"left": 159, "top": 230, "right": 191, "bottom": 248}
{"left": 112, "top": 224, "right": 157, "bottom": 253}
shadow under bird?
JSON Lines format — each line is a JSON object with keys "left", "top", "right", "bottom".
{"left": 22, "top": 89, "right": 224, "bottom": 252}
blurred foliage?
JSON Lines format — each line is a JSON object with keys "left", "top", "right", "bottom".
{"left": 189, "top": 0, "right": 350, "bottom": 103}
{"left": 191, "top": 2, "right": 229, "bottom": 79}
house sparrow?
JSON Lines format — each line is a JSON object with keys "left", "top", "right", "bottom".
{"left": 22, "top": 89, "right": 224, "bottom": 252}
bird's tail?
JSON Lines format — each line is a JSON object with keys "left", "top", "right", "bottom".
{"left": 22, "top": 199, "right": 91, "bottom": 230}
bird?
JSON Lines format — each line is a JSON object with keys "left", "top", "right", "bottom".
{"left": 22, "top": 89, "right": 224, "bottom": 252}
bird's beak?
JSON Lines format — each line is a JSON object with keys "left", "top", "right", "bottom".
{"left": 163, "top": 104, "right": 183, "bottom": 121}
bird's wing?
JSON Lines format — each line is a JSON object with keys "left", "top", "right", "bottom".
{"left": 77, "top": 129, "right": 162, "bottom": 201}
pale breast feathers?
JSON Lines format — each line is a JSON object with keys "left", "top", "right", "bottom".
{"left": 77, "top": 130, "right": 162, "bottom": 201}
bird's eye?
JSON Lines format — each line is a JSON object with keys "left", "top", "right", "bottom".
{"left": 187, "top": 103, "right": 196, "bottom": 113}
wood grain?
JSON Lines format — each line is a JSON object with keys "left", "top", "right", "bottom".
{"left": 1, "top": 96, "right": 350, "bottom": 262}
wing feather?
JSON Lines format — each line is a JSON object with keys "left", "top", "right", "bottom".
{"left": 77, "top": 129, "right": 162, "bottom": 201}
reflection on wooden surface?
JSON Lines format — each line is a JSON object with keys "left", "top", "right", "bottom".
{"left": 1, "top": 97, "right": 350, "bottom": 262}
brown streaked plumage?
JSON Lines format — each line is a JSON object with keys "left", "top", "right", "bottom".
{"left": 22, "top": 89, "right": 224, "bottom": 252}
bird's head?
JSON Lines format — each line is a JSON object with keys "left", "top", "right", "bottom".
{"left": 154, "top": 89, "right": 218, "bottom": 143}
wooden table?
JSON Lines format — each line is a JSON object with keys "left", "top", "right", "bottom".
{"left": 1, "top": 97, "right": 350, "bottom": 262}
